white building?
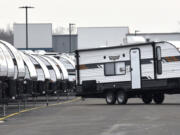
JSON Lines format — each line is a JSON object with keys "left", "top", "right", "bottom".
{"left": 127, "top": 32, "right": 180, "bottom": 42}
{"left": 78, "top": 27, "right": 129, "bottom": 49}
{"left": 14, "top": 23, "right": 52, "bottom": 51}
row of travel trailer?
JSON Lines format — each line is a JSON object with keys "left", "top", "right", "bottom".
{"left": 1, "top": 39, "right": 180, "bottom": 105}
{"left": 0, "top": 40, "right": 75, "bottom": 102}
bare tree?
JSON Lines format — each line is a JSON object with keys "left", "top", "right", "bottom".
{"left": 53, "top": 26, "right": 77, "bottom": 35}
{"left": 53, "top": 26, "right": 66, "bottom": 34}
{"left": 0, "top": 25, "right": 13, "bottom": 44}
{"left": 67, "top": 25, "right": 77, "bottom": 34}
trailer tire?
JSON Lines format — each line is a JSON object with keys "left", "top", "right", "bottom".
{"left": 153, "top": 93, "right": 164, "bottom": 104}
{"left": 142, "top": 94, "right": 152, "bottom": 104}
{"left": 105, "top": 91, "right": 116, "bottom": 105}
{"left": 117, "top": 91, "right": 128, "bottom": 105}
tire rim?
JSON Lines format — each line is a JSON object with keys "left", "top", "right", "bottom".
{"left": 107, "top": 93, "right": 113, "bottom": 103}
{"left": 118, "top": 93, "right": 124, "bottom": 103}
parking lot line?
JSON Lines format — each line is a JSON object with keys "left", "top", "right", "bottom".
{"left": 0, "top": 97, "right": 80, "bottom": 121}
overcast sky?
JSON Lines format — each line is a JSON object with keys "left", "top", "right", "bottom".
{"left": 1, "top": 0, "right": 180, "bottom": 33}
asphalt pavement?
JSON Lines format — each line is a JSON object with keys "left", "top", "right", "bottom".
{"left": 1, "top": 95, "right": 180, "bottom": 135}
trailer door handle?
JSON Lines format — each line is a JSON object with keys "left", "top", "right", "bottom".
{"left": 130, "top": 68, "right": 133, "bottom": 71}
{"left": 120, "top": 68, "right": 125, "bottom": 72}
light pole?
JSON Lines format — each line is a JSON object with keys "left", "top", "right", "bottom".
{"left": 69, "top": 23, "right": 75, "bottom": 53}
{"left": 135, "top": 30, "right": 140, "bottom": 36}
{"left": 19, "top": 6, "right": 34, "bottom": 50}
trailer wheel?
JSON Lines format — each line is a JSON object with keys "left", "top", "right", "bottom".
{"left": 116, "top": 91, "right": 128, "bottom": 105}
{"left": 153, "top": 93, "right": 164, "bottom": 104}
{"left": 142, "top": 94, "right": 152, "bottom": 104}
{"left": 105, "top": 91, "right": 116, "bottom": 105}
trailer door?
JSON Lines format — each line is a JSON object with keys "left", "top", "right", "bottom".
{"left": 130, "top": 49, "right": 141, "bottom": 89}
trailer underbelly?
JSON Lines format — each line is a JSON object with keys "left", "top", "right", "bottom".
{"left": 76, "top": 78, "right": 180, "bottom": 98}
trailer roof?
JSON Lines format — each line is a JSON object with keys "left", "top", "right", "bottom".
{"left": 75, "top": 41, "right": 163, "bottom": 52}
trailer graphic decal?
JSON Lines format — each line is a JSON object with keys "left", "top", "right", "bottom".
{"left": 79, "top": 64, "right": 103, "bottom": 70}
{"left": 164, "top": 56, "right": 179, "bottom": 62}
{"left": 79, "top": 56, "right": 180, "bottom": 70}
{"left": 109, "top": 55, "right": 120, "bottom": 60}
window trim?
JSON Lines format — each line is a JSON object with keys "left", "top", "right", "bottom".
{"left": 156, "top": 46, "right": 162, "bottom": 75}
{"left": 104, "top": 62, "right": 126, "bottom": 76}
{"left": 156, "top": 46, "right": 161, "bottom": 61}
{"left": 104, "top": 62, "right": 115, "bottom": 76}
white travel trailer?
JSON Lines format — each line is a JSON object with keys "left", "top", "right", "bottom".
{"left": 58, "top": 54, "right": 76, "bottom": 92}
{"left": 19, "top": 51, "right": 38, "bottom": 96}
{"left": 24, "top": 53, "right": 51, "bottom": 95}
{"left": 36, "top": 55, "right": 61, "bottom": 95}
{"left": 58, "top": 54, "right": 76, "bottom": 82}
{"left": 46, "top": 53, "right": 76, "bottom": 92}
{"left": 75, "top": 41, "right": 180, "bottom": 104}
{"left": 0, "top": 40, "right": 26, "bottom": 99}
{"left": 0, "top": 46, "right": 9, "bottom": 99}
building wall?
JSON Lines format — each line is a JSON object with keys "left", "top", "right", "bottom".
{"left": 78, "top": 27, "right": 129, "bottom": 49}
{"left": 53, "top": 27, "right": 129, "bottom": 53}
{"left": 52, "top": 35, "right": 77, "bottom": 53}
{"left": 127, "top": 33, "right": 180, "bottom": 42}
{"left": 14, "top": 23, "right": 52, "bottom": 50}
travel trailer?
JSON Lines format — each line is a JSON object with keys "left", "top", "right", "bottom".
{"left": 0, "top": 40, "right": 78, "bottom": 108}
{"left": 75, "top": 41, "right": 180, "bottom": 104}
{"left": 36, "top": 55, "right": 61, "bottom": 95}
{"left": 45, "top": 53, "right": 76, "bottom": 93}
{"left": 0, "top": 40, "right": 26, "bottom": 99}
{"left": 19, "top": 51, "right": 37, "bottom": 96}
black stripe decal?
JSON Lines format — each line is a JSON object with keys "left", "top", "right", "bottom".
{"left": 79, "top": 56, "right": 180, "bottom": 70}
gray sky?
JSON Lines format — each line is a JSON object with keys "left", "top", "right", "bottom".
{"left": 1, "top": 0, "right": 180, "bottom": 33}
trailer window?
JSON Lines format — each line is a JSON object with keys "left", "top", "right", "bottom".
{"left": 115, "top": 62, "right": 126, "bottom": 75}
{"left": 104, "top": 63, "right": 115, "bottom": 76}
{"left": 156, "top": 47, "right": 162, "bottom": 74}
{"left": 157, "top": 47, "right": 161, "bottom": 60}
{"left": 104, "top": 62, "right": 126, "bottom": 76}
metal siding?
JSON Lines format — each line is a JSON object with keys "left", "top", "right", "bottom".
{"left": 14, "top": 23, "right": 52, "bottom": 49}
{"left": 52, "top": 35, "right": 77, "bottom": 53}
{"left": 144, "top": 34, "right": 180, "bottom": 41}
{"left": 156, "top": 42, "right": 180, "bottom": 79}
{"left": 78, "top": 27, "right": 129, "bottom": 49}
{"left": 127, "top": 33, "right": 180, "bottom": 42}
{"left": 27, "top": 54, "right": 51, "bottom": 80}
{"left": 41, "top": 55, "right": 61, "bottom": 81}
{"left": 0, "top": 43, "right": 15, "bottom": 78}
{"left": 47, "top": 56, "right": 69, "bottom": 80}
{"left": 19, "top": 51, "right": 37, "bottom": 80}
{"left": 0, "top": 40, "right": 26, "bottom": 79}
{"left": 78, "top": 45, "right": 154, "bottom": 84}
{"left": 0, "top": 48, "right": 8, "bottom": 77}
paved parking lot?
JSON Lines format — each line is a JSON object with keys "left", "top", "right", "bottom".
{"left": 0, "top": 96, "right": 72, "bottom": 117}
{"left": 1, "top": 95, "right": 180, "bottom": 135}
